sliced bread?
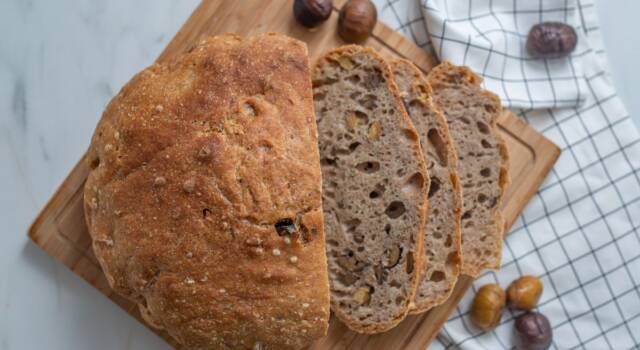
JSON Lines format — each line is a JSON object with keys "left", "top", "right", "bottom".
{"left": 391, "top": 58, "right": 463, "bottom": 313}
{"left": 427, "top": 61, "right": 510, "bottom": 277}
{"left": 313, "top": 46, "right": 429, "bottom": 333}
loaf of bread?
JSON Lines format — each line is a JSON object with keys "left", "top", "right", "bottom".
{"left": 427, "top": 61, "right": 510, "bottom": 277}
{"left": 84, "top": 33, "right": 330, "bottom": 350}
{"left": 391, "top": 59, "right": 463, "bottom": 313}
{"left": 313, "top": 46, "right": 429, "bottom": 333}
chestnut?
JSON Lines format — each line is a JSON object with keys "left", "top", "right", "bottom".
{"left": 526, "top": 22, "right": 577, "bottom": 58}
{"left": 507, "top": 275, "right": 543, "bottom": 310}
{"left": 470, "top": 283, "right": 506, "bottom": 331}
{"left": 515, "top": 312, "right": 552, "bottom": 350}
{"left": 293, "top": 0, "right": 333, "bottom": 28}
{"left": 338, "top": 0, "right": 377, "bottom": 43}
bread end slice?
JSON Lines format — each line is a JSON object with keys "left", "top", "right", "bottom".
{"left": 427, "top": 61, "right": 510, "bottom": 277}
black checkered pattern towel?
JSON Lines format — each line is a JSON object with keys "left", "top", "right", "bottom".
{"left": 373, "top": 0, "right": 640, "bottom": 348}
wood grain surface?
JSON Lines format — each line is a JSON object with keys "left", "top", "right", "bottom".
{"left": 28, "top": 0, "right": 561, "bottom": 349}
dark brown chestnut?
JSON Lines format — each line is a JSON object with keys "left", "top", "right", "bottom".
{"left": 338, "top": 0, "right": 377, "bottom": 43}
{"left": 515, "top": 312, "right": 552, "bottom": 350}
{"left": 526, "top": 22, "right": 577, "bottom": 58}
{"left": 293, "top": 0, "right": 333, "bottom": 28}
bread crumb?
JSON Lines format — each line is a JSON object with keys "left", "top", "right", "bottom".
{"left": 186, "top": 252, "right": 193, "bottom": 258}
{"left": 283, "top": 237, "right": 291, "bottom": 245}
{"left": 90, "top": 197, "right": 98, "bottom": 209}
{"left": 154, "top": 176, "right": 166, "bottom": 187}
{"left": 155, "top": 105, "right": 164, "bottom": 113}
{"left": 104, "top": 143, "right": 114, "bottom": 152}
{"left": 271, "top": 248, "right": 281, "bottom": 256}
{"left": 114, "top": 209, "right": 122, "bottom": 216}
{"left": 185, "top": 277, "right": 195, "bottom": 284}
{"left": 302, "top": 303, "right": 309, "bottom": 308}
{"left": 183, "top": 179, "right": 196, "bottom": 193}
{"left": 253, "top": 341, "right": 263, "bottom": 350}
{"left": 114, "top": 131, "right": 120, "bottom": 140}
{"left": 197, "top": 146, "right": 212, "bottom": 160}
{"left": 219, "top": 288, "right": 226, "bottom": 294}
{"left": 254, "top": 247, "right": 264, "bottom": 256}
{"left": 289, "top": 256, "right": 298, "bottom": 264}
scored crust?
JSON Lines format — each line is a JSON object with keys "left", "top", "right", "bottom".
{"left": 390, "top": 58, "right": 463, "bottom": 313}
{"left": 427, "top": 61, "right": 510, "bottom": 277}
{"left": 84, "top": 33, "right": 330, "bottom": 350}
{"left": 313, "top": 46, "right": 429, "bottom": 333}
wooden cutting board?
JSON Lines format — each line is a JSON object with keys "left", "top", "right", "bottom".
{"left": 28, "top": 0, "right": 561, "bottom": 349}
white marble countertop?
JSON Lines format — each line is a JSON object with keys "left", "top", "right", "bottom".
{"left": 1, "top": 1, "right": 639, "bottom": 349}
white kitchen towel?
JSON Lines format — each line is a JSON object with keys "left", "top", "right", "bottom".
{"left": 373, "top": 0, "right": 640, "bottom": 349}
{"left": 421, "top": 0, "right": 588, "bottom": 110}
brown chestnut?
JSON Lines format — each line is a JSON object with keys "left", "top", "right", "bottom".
{"left": 526, "top": 22, "right": 577, "bottom": 58}
{"left": 338, "top": 0, "right": 377, "bottom": 43}
{"left": 515, "top": 312, "right": 552, "bottom": 350}
{"left": 293, "top": 0, "right": 333, "bottom": 28}
{"left": 507, "top": 275, "right": 543, "bottom": 310}
{"left": 470, "top": 284, "right": 506, "bottom": 331}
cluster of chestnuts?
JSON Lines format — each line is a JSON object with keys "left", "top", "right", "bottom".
{"left": 471, "top": 275, "right": 551, "bottom": 350}
{"left": 293, "top": 0, "right": 377, "bottom": 43}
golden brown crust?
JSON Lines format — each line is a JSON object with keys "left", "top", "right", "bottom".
{"left": 314, "top": 45, "right": 428, "bottom": 334}
{"left": 427, "top": 61, "right": 510, "bottom": 277}
{"left": 84, "top": 33, "right": 329, "bottom": 350}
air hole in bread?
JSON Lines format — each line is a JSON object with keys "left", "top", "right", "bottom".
{"left": 402, "top": 173, "right": 425, "bottom": 197}
{"left": 459, "top": 116, "right": 471, "bottom": 124}
{"left": 342, "top": 218, "right": 361, "bottom": 233}
{"left": 314, "top": 91, "right": 326, "bottom": 100}
{"left": 257, "top": 141, "right": 272, "bottom": 153}
{"left": 384, "top": 224, "right": 391, "bottom": 235}
{"left": 356, "top": 161, "right": 380, "bottom": 173}
{"left": 363, "top": 68, "right": 383, "bottom": 89}
{"left": 479, "top": 235, "right": 487, "bottom": 242}
{"left": 241, "top": 102, "right": 257, "bottom": 117}
{"left": 429, "top": 271, "right": 445, "bottom": 282}
{"left": 395, "top": 296, "right": 404, "bottom": 306}
{"left": 202, "top": 208, "right": 211, "bottom": 219}
{"left": 369, "top": 190, "right": 380, "bottom": 199}
{"left": 327, "top": 239, "right": 339, "bottom": 247}
{"left": 274, "top": 219, "right": 296, "bottom": 237}
{"left": 428, "top": 177, "right": 441, "bottom": 198}
{"left": 347, "top": 75, "right": 361, "bottom": 84}
{"left": 481, "top": 139, "right": 492, "bottom": 148}
{"left": 348, "top": 142, "right": 361, "bottom": 152}
{"left": 461, "top": 210, "right": 472, "bottom": 220}
{"left": 427, "top": 128, "right": 449, "bottom": 166}
{"left": 385, "top": 201, "right": 406, "bottom": 219}
{"left": 350, "top": 91, "right": 362, "bottom": 99}
{"left": 374, "top": 264, "right": 385, "bottom": 284}
{"left": 321, "top": 157, "right": 337, "bottom": 167}
{"left": 477, "top": 121, "right": 490, "bottom": 134}
{"left": 433, "top": 232, "right": 443, "bottom": 239}
{"left": 480, "top": 168, "right": 491, "bottom": 177}
{"left": 406, "top": 251, "right": 414, "bottom": 274}
{"left": 89, "top": 157, "right": 100, "bottom": 170}
{"left": 478, "top": 193, "right": 488, "bottom": 203}
{"left": 445, "top": 235, "right": 453, "bottom": 248}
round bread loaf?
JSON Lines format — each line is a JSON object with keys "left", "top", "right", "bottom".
{"left": 84, "top": 33, "right": 330, "bottom": 350}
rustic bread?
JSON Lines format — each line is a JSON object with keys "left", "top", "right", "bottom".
{"left": 313, "top": 46, "right": 429, "bottom": 333}
{"left": 390, "top": 59, "right": 463, "bottom": 313}
{"left": 84, "top": 33, "right": 330, "bottom": 350}
{"left": 427, "top": 61, "right": 510, "bottom": 277}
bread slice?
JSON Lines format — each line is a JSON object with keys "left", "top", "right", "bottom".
{"left": 313, "top": 46, "right": 429, "bottom": 333}
{"left": 427, "top": 61, "right": 510, "bottom": 277}
{"left": 391, "top": 59, "right": 463, "bottom": 313}
{"left": 84, "top": 33, "right": 330, "bottom": 350}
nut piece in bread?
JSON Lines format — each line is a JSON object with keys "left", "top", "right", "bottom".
{"left": 84, "top": 33, "right": 330, "bottom": 350}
